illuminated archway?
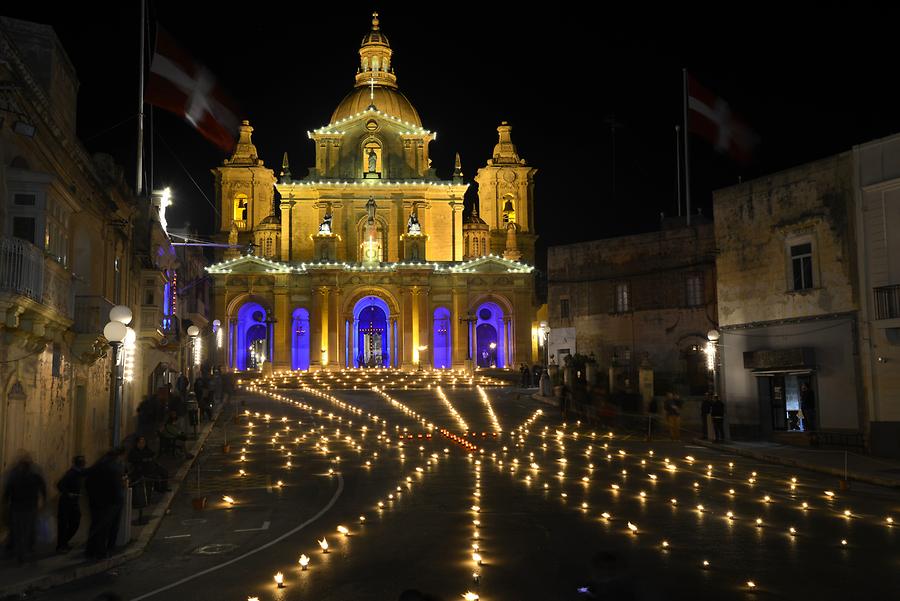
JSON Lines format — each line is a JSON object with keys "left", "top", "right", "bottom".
{"left": 433, "top": 307, "right": 451, "bottom": 369}
{"left": 475, "top": 301, "right": 506, "bottom": 368}
{"left": 291, "top": 308, "right": 311, "bottom": 371}
{"left": 353, "top": 295, "right": 391, "bottom": 368}
{"left": 235, "top": 301, "right": 268, "bottom": 370}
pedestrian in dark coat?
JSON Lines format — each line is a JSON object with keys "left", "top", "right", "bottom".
{"left": 800, "top": 383, "right": 816, "bottom": 432}
{"left": 128, "top": 436, "right": 169, "bottom": 493}
{"left": 2, "top": 452, "right": 46, "bottom": 563}
{"left": 56, "top": 455, "right": 86, "bottom": 552}
{"left": 711, "top": 396, "right": 725, "bottom": 442}
{"left": 85, "top": 448, "right": 126, "bottom": 559}
{"left": 175, "top": 372, "right": 189, "bottom": 403}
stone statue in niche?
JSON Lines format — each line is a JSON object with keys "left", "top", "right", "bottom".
{"left": 367, "top": 148, "right": 378, "bottom": 173}
{"left": 228, "top": 221, "right": 238, "bottom": 246}
{"left": 366, "top": 196, "right": 377, "bottom": 224}
{"left": 318, "top": 202, "right": 333, "bottom": 234}
{"left": 407, "top": 203, "right": 421, "bottom": 235}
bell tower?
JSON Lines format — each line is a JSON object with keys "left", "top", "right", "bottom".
{"left": 212, "top": 120, "right": 276, "bottom": 249}
{"left": 474, "top": 121, "right": 538, "bottom": 263}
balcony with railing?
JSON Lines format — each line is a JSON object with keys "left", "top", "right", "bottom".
{"left": 73, "top": 295, "right": 115, "bottom": 334}
{"left": 0, "top": 236, "right": 73, "bottom": 321}
{"left": 874, "top": 285, "right": 900, "bottom": 326}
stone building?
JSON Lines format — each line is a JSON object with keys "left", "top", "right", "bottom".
{"left": 0, "top": 18, "right": 202, "bottom": 489}
{"left": 208, "top": 13, "right": 541, "bottom": 372}
{"left": 853, "top": 133, "right": 900, "bottom": 457}
{"left": 547, "top": 221, "right": 718, "bottom": 398}
{"left": 713, "top": 153, "right": 863, "bottom": 440}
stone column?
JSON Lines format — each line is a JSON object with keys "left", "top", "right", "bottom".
{"left": 390, "top": 315, "right": 399, "bottom": 368}
{"left": 411, "top": 287, "right": 420, "bottom": 366}
{"left": 332, "top": 288, "right": 342, "bottom": 371}
{"left": 274, "top": 291, "right": 290, "bottom": 370}
{"left": 346, "top": 317, "right": 354, "bottom": 368}
{"left": 452, "top": 287, "right": 463, "bottom": 368}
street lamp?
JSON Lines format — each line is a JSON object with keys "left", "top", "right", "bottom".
{"left": 706, "top": 329, "right": 720, "bottom": 396}
{"left": 187, "top": 325, "right": 200, "bottom": 382}
{"left": 104, "top": 305, "right": 132, "bottom": 447}
{"left": 489, "top": 342, "right": 497, "bottom": 368}
{"left": 417, "top": 345, "right": 428, "bottom": 371}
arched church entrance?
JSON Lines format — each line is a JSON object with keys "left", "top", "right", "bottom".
{"left": 475, "top": 301, "right": 507, "bottom": 368}
{"left": 353, "top": 296, "right": 391, "bottom": 368}
{"left": 433, "top": 307, "right": 451, "bottom": 369}
{"left": 291, "top": 308, "right": 311, "bottom": 370}
{"left": 235, "top": 301, "right": 269, "bottom": 371}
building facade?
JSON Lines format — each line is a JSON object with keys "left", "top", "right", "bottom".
{"left": 0, "top": 18, "right": 206, "bottom": 488}
{"left": 547, "top": 222, "right": 718, "bottom": 397}
{"left": 208, "top": 14, "right": 540, "bottom": 372}
{"left": 853, "top": 133, "right": 900, "bottom": 457}
{"left": 713, "top": 153, "right": 863, "bottom": 440}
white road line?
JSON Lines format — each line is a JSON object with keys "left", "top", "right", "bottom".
{"left": 130, "top": 473, "right": 344, "bottom": 601}
{"left": 162, "top": 534, "right": 191, "bottom": 539}
{"left": 234, "top": 520, "right": 271, "bottom": 532}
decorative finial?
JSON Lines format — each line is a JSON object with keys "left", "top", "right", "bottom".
{"left": 372, "top": 12, "right": 380, "bottom": 30}
{"left": 280, "top": 152, "right": 291, "bottom": 182}
{"left": 453, "top": 152, "right": 464, "bottom": 180}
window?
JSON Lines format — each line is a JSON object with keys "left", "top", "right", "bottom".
{"left": 686, "top": 274, "right": 703, "bottom": 307}
{"left": 12, "top": 216, "right": 35, "bottom": 244}
{"left": 13, "top": 193, "right": 35, "bottom": 206}
{"left": 791, "top": 242, "right": 814, "bottom": 290}
{"left": 52, "top": 343, "right": 63, "bottom": 377}
{"left": 560, "top": 298, "right": 570, "bottom": 319}
{"left": 615, "top": 283, "right": 630, "bottom": 313}
{"left": 233, "top": 195, "right": 248, "bottom": 222}
{"left": 265, "top": 237, "right": 273, "bottom": 257}
{"left": 45, "top": 198, "right": 69, "bottom": 266}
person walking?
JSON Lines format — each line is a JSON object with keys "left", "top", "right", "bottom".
{"left": 85, "top": 448, "right": 126, "bottom": 560}
{"left": 128, "top": 436, "right": 169, "bottom": 494}
{"left": 56, "top": 455, "right": 86, "bottom": 553}
{"left": 700, "top": 394, "right": 713, "bottom": 440}
{"left": 711, "top": 395, "right": 725, "bottom": 442}
{"left": 2, "top": 452, "right": 46, "bottom": 563}
{"left": 175, "top": 372, "right": 189, "bottom": 404}
{"left": 664, "top": 392, "right": 682, "bottom": 441}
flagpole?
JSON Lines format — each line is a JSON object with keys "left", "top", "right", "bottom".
{"left": 675, "top": 125, "right": 682, "bottom": 218}
{"left": 682, "top": 68, "right": 691, "bottom": 226}
{"left": 136, "top": 0, "right": 145, "bottom": 197}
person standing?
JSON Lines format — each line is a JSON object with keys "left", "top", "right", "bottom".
{"left": 2, "top": 452, "right": 47, "bottom": 563}
{"left": 56, "top": 455, "right": 86, "bottom": 553}
{"left": 664, "top": 392, "right": 682, "bottom": 441}
{"left": 711, "top": 395, "right": 725, "bottom": 442}
{"left": 175, "top": 372, "right": 189, "bottom": 404}
{"left": 85, "top": 448, "right": 126, "bottom": 560}
{"left": 800, "top": 383, "right": 816, "bottom": 432}
{"left": 700, "top": 394, "right": 713, "bottom": 440}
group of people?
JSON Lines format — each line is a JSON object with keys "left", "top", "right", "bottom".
{"left": 647, "top": 391, "right": 725, "bottom": 442}
{"left": 3, "top": 449, "right": 128, "bottom": 563}
{"left": 519, "top": 363, "right": 543, "bottom": 388}
{"left": 2, "top": 368, "right": 230, "bottom": 564}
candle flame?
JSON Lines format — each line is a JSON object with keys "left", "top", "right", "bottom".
{"left": 299, "top": 554, "right": 310, "bottom": 567}
{"left": 319, "top": 538, "right": 329, "bottom": 551}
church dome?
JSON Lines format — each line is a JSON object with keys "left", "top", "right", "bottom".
{"left": 329, "top": 13, "right": 422, "bottom": 127}
{"left": 331, "top": 86, "right": 421, "bottom": 126}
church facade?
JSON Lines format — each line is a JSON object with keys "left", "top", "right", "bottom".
{"left": 207, "top": 13, "right": 541, "bottom": 372}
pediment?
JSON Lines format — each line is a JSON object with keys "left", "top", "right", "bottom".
{"left": 449, "top": 255, "right": 533, "bottom": 274}
{"left": 207, "top": 255, "right": 296, "bottom": 274}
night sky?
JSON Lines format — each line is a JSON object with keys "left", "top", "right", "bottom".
{"left": 6, "top": 3, "right": 900, "bottom": 267}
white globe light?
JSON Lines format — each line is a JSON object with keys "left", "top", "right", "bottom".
{"left": 187, "top": 325, "right": 200, "bottom": 337}
{"left": 212, "top": 319, "right": 221, "bottom": 329}
{"left": 109, "top": 305, "right": 133, "bottom": 325}
{"left": 707, "top": 329, "right": 720, "bottom": 342}
{"left": 103, "top": 321, "right": 128, "bottom": 343}
{"left": 124, "top": 327, "right": 136, "bottom": 346}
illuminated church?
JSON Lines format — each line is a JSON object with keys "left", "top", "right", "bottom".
{"left": 208, "top": 13, "right": 540, "bottom": 372}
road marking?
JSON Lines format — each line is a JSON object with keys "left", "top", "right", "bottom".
{"left": 163, "top": 534, "right": 191, "bottom": 539}
{"left": 234, "top": 520, "right": 271, "bottom": 532}
{"left": 130, "top": 473, "right": 344, "bottom": 601}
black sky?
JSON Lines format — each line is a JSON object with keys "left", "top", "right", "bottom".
{"left": 6, "top": 2, "right": 900, "bottom": 268}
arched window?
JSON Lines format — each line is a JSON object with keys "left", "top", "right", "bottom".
{"left": 358, "top": 217, "right": 386, "bottom": 262}
{"left": 233, "top": 194, "right": 248, "bottom": 223}
{"left": 502, "top": 194, "right": 516, "bottom": 224}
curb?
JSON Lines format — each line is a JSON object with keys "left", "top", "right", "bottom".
{"left": 531, "top": 393, "right": 557, "bottom": 407}
{"left": 0, "top": 402, "right": 228, "bottom": 598}
{"left": 690, "top": 438, "right": 900, "bottom": 489}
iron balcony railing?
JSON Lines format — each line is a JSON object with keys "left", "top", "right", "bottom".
{"left": 874, "top": 285, "right": 900, "bottom": 320}
{"left": 0, "top": 236, "right": 73, "bottom": 319}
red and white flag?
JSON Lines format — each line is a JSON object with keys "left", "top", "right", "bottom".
{"left": 146, "top": 29, "right": 239, "bottom": 152}
{"left": 687, "top": 74, "right": 758, "bottom": 164}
